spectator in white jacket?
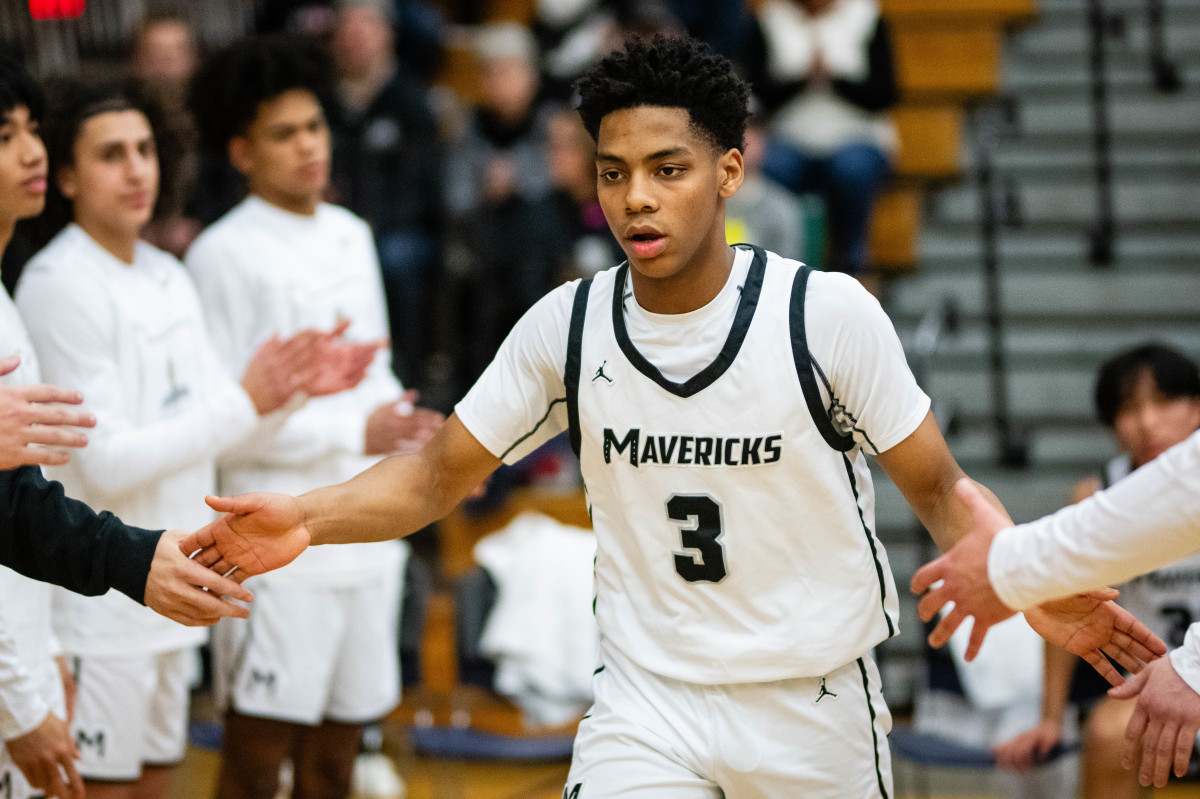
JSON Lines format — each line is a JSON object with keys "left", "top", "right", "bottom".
{"left": 14, "top": 76, "right": 373, "bottom": 799}
{"left": 186, "top": 35, "right": 443, "bottom": 799}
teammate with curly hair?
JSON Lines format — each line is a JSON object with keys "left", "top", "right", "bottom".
{"left": 186, "top": 35, "right": 1164, "bottom": 797}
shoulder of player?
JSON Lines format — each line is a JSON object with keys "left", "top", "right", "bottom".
{"left": 800, "top": 268, "right": 886, "bottom": 324}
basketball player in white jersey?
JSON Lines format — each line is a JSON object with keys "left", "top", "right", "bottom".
{"left": 185, "top": 35, "right": 442, "bottom": 799}
{"left": 13, "top": 77, "right": 372, "bottom": 799}
{"left": 183, "top": 36, "right": 1163, "bottom": 798}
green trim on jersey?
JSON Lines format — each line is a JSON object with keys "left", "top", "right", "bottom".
{"left": 857, "top": 657, "right": 891, "bottom": 799}
{"left": 500, "top": 397, "right": 567, "bottom": 460}
{"left": 843, "top": 453, "right": 897, "bottom": 638}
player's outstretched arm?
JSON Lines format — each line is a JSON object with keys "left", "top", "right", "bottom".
{"left": 0, "top": 355, "right": 96, "bottom": 469}
{"left": 143, "top": 531, "right": 255, "bottom": 626}
{"left": 181, "top": 414, "right": 501, "bottom": 578}
{"left": 913, "top": 479, "right": 1167, "bottom": 678}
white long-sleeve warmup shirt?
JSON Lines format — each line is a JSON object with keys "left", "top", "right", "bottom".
{"left": 16, "top": 224, "right": 262, "bottom": 655}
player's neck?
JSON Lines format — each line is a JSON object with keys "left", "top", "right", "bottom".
{"left": 630, "top": 231, "right": 735, "bottom": 316}
{"left": 250, "top": 187, "right": 320, "bottom": 217}
{"left": 76, "top": 217, "right": 138, "bottom": 264}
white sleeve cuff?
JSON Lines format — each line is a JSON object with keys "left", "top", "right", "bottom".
{"left": 986, "top": 525, "right": 1034, "bottom": 610}
{"left": 1170, "top": 625, "right": 1200, "bottom": 697}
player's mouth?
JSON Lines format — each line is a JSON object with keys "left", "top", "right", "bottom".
{"left": 21, "top": 173, "right": 47, "bottom": 194}
{"left": 627, "top": 230, "right": 666, "bottom": 259}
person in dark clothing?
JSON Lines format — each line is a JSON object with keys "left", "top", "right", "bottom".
{"left": 330, "top": 0, "right": 444, "bottom": 389}
{"left": 743, "top": 0, "right": 898, "bottom": 275}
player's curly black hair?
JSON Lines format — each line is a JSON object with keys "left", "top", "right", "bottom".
{"left": 188, "top": 33, "right": 333, "bottom": 153}
{"left": 574, "top": 35, "right": 750, "bottom": 153}
{"left": 0, "top": 54, "right": 43, "bottom": 124}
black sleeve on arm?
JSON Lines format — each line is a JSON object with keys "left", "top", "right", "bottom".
{"left": 830, "top": 18, "right": 899, "bottom": 113}
{"left": 0, "top": 466, "right": 163, "bottom": 603}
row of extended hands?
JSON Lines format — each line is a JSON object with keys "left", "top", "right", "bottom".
{"left": 0, "top": 321, "right": 444, "bottom": 799}
{"left": 914, "top": 481, "right": 1191, "bottom": 789}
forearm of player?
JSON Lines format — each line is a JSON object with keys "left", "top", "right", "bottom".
{"left": 877, "top": 412, "right": 1010, "bottom": 552}
{"left": 301, "top": 414, "right": 500, "bottom": 546}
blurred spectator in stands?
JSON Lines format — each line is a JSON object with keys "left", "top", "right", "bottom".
{"left": 330, "top": 0, "right": 444, "bottom": 389}
{"left": 258, "top": 0, "right": 445, "bottom": 82}
{"left": 744, "top": 0, "right": 898, "bottom": 276}
{"left": 725, "top": 120, "right": 804, "bottom": 261}
{"left": 131, "top": 6, "right": 199, "bottom": 100}
{"left": 443, "top": 22, "right": 568, "bottom": 393}
{"left": 129, "top": 6, "right": 202, "bottom": 258}
{"left": 666, "top": 0, "right": 750, "bottom": 62}
{"left": 545, "top": 109, "right": 620, "bottom": 280}
{"left": 535, "top": 0, "right": 685, "bottom": 102}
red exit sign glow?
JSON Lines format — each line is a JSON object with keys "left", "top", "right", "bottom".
{"left": 29, "top": 0, "right": 86, "bottom": 20}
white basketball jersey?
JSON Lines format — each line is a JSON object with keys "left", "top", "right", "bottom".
{"left": 566, "top": 246, "right": 900, "bottom": 684}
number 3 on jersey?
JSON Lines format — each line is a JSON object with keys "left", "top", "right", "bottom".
{"left": 667, "top": 494, "right": 728, "bottom": 583}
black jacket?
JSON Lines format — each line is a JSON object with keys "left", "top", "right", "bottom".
{"left": 0, "top": 466, "right": 161, "bottom": 603}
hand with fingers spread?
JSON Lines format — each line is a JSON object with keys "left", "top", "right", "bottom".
{"left": 0, "top": 355, "right": 96, "bottom": 469}
{"left": 911, "top": 478, "right": 1018, "bottom": 653}
{"left": 180, "top": 493, "right": 311, "bottom": 581}
{"left": 1111, "top": 656, "right": 1200, "bottom": 788}
{"left": 913, "top": 479, "right": 1167, "bottom": 678}
{"left": 144, "top": 530, "right": 256, "bottom": 626}
{"left": 1024, "top": 594, "right": 1166, "bottom": 686}
{"left": 4, "top": 712, "right": 84, "bottom": 799}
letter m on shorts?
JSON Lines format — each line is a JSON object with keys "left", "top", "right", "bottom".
{"left": 76, "top": 730, "right": 106, "bottom": 758}
{"left": 563, "top": 783, "right": 583, "bottom": 799}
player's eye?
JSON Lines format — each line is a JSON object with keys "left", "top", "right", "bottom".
{"left": 659, "top": 165, "right": 683, "bottom": 178}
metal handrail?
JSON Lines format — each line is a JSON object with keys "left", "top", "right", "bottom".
{"left": 1086, "top": 0, "right": 1116, "bottom": 267}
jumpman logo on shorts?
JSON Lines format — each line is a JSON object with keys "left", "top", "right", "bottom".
{"left": 814, "top": 677, "right": 838, "bottom": 704}
{"left": 592, "top": 360, "right": 613, "bottom": 384}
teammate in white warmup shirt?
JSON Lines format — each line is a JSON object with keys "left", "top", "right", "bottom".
{"left": 14, "top": 77, "right": 369, "bottom": 799}
{"left": 183, "top": 36, "right": 1162, "bottom": 798}
{"left": 0, "top": 55, "right": 288, "bottom": 799}
{"left": 185, "top": 35, "right": 442, "bottom": 799}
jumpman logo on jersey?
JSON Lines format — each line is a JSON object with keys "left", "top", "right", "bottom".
{"left": 814, "top": 677, "right": 838, "bottom": 704}
{"left": 592, "top": 360, "right": 613, "bottom": 384}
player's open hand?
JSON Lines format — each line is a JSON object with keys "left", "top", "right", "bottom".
{"left": 0, "top": 355, "right": 96, "bottom": 469}
{"left": 1024, "top": 594, "right": 1166, "bottom": 687}
{"left": 1110, "top": 656, "right": 1200, "bottom": 787}
{"left": 181, "top": 493, "right": 311, "bottom": 580}
{"left": 911, "top": 478, "right": 1017, "bottom": 656}
{"left": 144, "top": 531, "right": 255, "bottom": 626}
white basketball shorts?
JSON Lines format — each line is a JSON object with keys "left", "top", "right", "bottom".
{"left": 563, "top": 641, "right": 893, "bottom": 798}
{"left": 70, "top": 648, "right": 192, "bottom": 780}
{"left": 212, "top": 575, "right": 401, "bottom": 726}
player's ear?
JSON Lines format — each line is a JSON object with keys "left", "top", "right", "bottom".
{"left": 717, "top": 147, "right": 744, "bottom": 199}
{"left": 228, "top": 135, "right": 253, "bottom": 176}
{"left": 56, "top": 164, "right": 78, "bottom": 200}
